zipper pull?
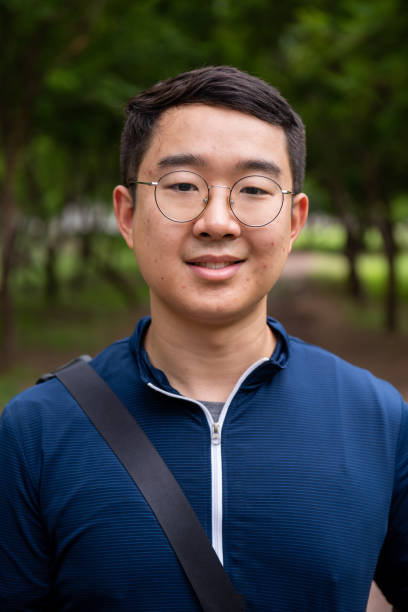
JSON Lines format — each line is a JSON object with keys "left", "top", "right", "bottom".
{"left": 212, "top": 422, "right": 221, "bottom": 445}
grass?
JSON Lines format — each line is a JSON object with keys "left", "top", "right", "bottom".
{"left": 295, "top": 219, "right": 408, "bottom": 255}
{"left": 0, "top": 366, "right": 37, "bottom": 408}
{"left": 293, "top": 221, "right": 346, "bottom": 252}
{"left": 1, "top": 242, "right": 150, "bottom": 407}
{"left": 0, "top": 294, "right": 149, "bottom": 408}
{"left": 306, "top": 251, "right": 408, "bottom": 334}
{"left": 309, "top": 252, "right": 408, "bottom": 302}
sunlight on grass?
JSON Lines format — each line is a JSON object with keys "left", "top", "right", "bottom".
{"left": 306, "top": 252, "right": 408, "bottom": 333}
{"left": 308, "top": 252, "right": 408, "bottom": 301}
{"left": 0, "top": 366, "right": 36, "bottom": 408}
{"left": 357, "top": 254, "right": 408, "bottom": 300}
{"left": 294, "top": 222, "right": 346, "bottom": 252}
{"left": 307, "top": 252, "right": 349, "bottom": 284}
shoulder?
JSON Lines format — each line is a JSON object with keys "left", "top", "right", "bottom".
{"left": 269, "top": 316, "right": 400, "bottom": 402}
{"left": 288, "top": 334, "right": 400, "bottom": 397}
{"left": 283, "top": 334, "right": 405, "bottom": 435}
{"left": 1, "top": 335, "right": 135, "bottom": 449}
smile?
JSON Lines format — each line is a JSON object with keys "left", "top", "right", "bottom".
{"left": 191, "top": 262, "right": 239, "bottom": 269}
{"left": 187, "top": 258, "right": 245, "bottom": 281}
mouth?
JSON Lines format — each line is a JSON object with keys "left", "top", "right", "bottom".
{"left": 189, "top": 261, "right": 242, "bottom": 269}
{"left": 186, "top": 256, "right": 245, "bottom": 280}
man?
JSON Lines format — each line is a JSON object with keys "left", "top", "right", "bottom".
{"left": 0, "top": 66, "right": 407, "bottom": 611}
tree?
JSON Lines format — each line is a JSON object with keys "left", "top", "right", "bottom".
{"left": 0, "top": 0, "right": 208, "bottom": 366}
{"left": 0, "top": 0, "right": 111, "bottom": 366}
{"left": 280, "top": 0, "right": 408, "bottom": 329}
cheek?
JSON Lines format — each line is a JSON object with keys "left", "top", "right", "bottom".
{"left": 255, "top": 237, "right": 290, "bottom": 278}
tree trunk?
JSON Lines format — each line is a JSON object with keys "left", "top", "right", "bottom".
{"left": 331, "top": 182, "right": 364, "bottom": 300}
{"left": 45, "top": 242, "right": 59, "bottom": 302}
{"left": 0, "top": 159, "right": 19, "bottom": 369}
{"left": 81, "top": 231, "right": 93, "bottom": 263}
{"left": 344, "top": 226, "right": 364, "bottom": 300}
{"left": 378, "top": 215, "right": 398, "bottom": 332}
{"left": 362, "top": 155, "right": 399, "bottom": 332}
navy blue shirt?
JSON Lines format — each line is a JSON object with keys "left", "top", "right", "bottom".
{"left": 1, "top": 317, "right": 407, "bottom": 611}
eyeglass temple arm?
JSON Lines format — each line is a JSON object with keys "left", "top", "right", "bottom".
{"left": 128, "top": 180, "right": 158, "bottom": 187}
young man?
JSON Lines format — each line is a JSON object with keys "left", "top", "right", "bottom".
{"left": 0, "top": 66, "right": 407, "bottom": 611}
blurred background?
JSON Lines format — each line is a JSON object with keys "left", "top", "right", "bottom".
{"left": 1, "top": 0, "right": 407, "bottom": 402}
{"left": 1, "top": 2, "right": 407, "bottom": 608}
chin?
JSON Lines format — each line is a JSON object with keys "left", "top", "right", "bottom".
{"left": 183, "top": 299, "right": 266, "bottom": 328}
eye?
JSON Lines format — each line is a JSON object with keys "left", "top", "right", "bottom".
{"left": 240, "top": 186, "right": 268, "bottom": 196}
{"left": 170, "top": 182, "right": 199, "bottom": 192}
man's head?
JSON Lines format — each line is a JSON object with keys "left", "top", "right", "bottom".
{"left": 114, "top": 105, "right": 308, "bottom": 329}
{"left": 120, "top": 66, "right": 306, "bottom": 194}
{"left": 114, "top": 66, "right": 308, "bottom": 329}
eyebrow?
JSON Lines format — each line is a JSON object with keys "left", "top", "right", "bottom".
{"left": 157, "top": 153, "right": 205, "bottom": 169}
{"left": 157, "top": 154, "right": 282, "bottom": 178}
{"left": 235, "top": 159, "right": 281, "bottom": 177}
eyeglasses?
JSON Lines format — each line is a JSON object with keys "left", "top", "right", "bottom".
{"left": 128, "top": 170, "right": 294, "bottom": 227}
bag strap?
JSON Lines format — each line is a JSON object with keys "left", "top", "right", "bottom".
{"left": 53, "top": 359, "right": 246, "bottom": 612}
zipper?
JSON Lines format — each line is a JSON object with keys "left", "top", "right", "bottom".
{"left": 147, "top": 357, "right": 268, "bottom": 565}
{"left": 211, "top": 421, "right": 223, "bottom": 561}
{"left": 212, "top": 422, "right": 221, "bottom": 445}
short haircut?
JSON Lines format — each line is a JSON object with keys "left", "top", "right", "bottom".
{"left": 120, "top": 66, "right": 306, "bottom": 194}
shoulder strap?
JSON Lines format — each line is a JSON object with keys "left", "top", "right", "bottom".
{"left": 54, "top": 360, "right": 245, "bottom": 612}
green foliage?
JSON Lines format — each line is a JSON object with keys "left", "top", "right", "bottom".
{"left": 309, "top": 252, "right": 408, "bottom": 302}
{"left": 2, "top": 0, "right": 408, "bottom": 362}
{"left": 296, "top": 221, "right": 408, "bottom": 254}
{"left": 294, "top": 221, "right": 346, "bottom": 252}
{"left": 0, "top": 366, "right": 35, "bottom": 410}
{"left": 11, "top": 233, "right": 149, "bottom": 304}
{"left": 3, "top": 0, "right": 408, "bottom": 224}
{"left": 281, "top": 0, "right": 408, "bottom": 205}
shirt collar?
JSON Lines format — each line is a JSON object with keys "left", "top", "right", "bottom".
{"left": 130, "top": 315, "right": 290, "bottom": 391}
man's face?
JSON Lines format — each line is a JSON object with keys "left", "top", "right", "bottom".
{"left": 114, "top": 104, "right": 308, "bottom": 327}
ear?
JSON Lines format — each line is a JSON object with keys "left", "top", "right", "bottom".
{"left": 289, "top": 192, "right": 308, "bottom": 251}
{"left": 113, "top": 185, "right": 135, "bottom": 249}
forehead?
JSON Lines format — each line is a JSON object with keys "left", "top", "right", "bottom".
{"left": 139, "top": 104, "right": 291, "bottom": 181}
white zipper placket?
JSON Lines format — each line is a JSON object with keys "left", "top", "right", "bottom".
{"left": 147, "top": 357, "right": 268, "bottom": 565}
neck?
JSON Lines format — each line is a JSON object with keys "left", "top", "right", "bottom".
{"left": 145, "top": 301, "right": 276, "bottom": 402}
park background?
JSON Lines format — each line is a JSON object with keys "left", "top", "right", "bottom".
{"left": 0, "top": 2, "right": 407, "bottom": 608}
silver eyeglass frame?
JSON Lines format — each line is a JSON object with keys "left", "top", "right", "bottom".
{"left": 128, "top": 170, "right": 294, "bottom": 227}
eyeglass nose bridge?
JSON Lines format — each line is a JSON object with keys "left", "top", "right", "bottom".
{"left": 203, "top": 183, "right": 233, "bottom": 206}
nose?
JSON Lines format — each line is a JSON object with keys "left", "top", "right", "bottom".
{"left": 192, "top": 185, "right": 241, "bottom": 240}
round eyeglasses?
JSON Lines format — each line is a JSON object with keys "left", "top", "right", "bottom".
{"left": 128, "top": 170, "right": 294, "bottom": 227}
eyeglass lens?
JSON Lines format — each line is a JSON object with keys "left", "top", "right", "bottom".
{"left": 155, "top": 171, "right": 284, "bottom": 226}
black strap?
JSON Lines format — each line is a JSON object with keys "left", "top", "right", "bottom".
{"left": 55, "top": 360, "right": 245, "bottom": 612}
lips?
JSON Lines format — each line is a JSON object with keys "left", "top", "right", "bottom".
{"left": 186, "top": 255, "right": 244, "bottom": 266}
{"left": 190, "top": 261, "right": 241, "bottom": 269}
{"left": 185, "top": 255, "right": 245, "bottom": 280}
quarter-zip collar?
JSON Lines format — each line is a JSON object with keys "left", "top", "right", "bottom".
{"left": 129, "top": 316, "right": 290, "bottom": 392}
